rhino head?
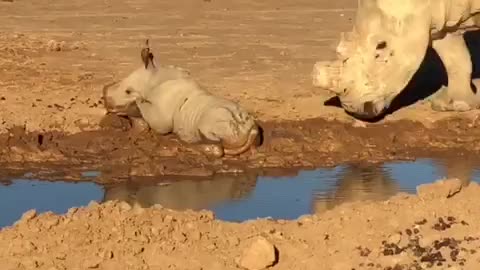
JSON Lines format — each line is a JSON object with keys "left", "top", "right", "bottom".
{"left": 313, "top": 0, "right": 432, "bottom": 119}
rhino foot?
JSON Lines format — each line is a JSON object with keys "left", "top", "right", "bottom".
{"left": 429, "top": 86, "right": 480, "bottom": 112}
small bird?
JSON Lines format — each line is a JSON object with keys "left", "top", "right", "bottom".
{"left": 140, "top": 39, "right": 155, "bottom": 69}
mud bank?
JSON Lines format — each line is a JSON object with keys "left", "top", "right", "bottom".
{"left": 0, "top": 178, "right": 478, "bottom": 270}
{"left": 0, "top": 116, "right": 479, "bottom": 183}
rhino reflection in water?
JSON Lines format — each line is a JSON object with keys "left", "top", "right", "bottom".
{"left": 312, "top": 159, "right": 474, "bottom": 214}
{"left": 313, "top": 164, "right": 400, "bottom": 214}
{"left": 102, "top": 172, "right": 258, "bottom": 210}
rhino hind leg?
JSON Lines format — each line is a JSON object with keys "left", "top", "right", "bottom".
{"left": 430, "top": 33, "right": 480, "bottom": 112}
{"left": 223, "top": 126, "right": 259, "bottom": 156}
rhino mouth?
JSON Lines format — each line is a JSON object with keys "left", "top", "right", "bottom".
{"left": 104, "top": 101, "right": 143, "bottom": 118}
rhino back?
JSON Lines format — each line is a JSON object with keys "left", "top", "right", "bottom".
{"left": 139, "top": 78, "right": 202, "bottom": 134}
{"left": 172, "top": 91, "right": 219, "bottom": 143}
{"left": 144, "top": 65, "right": 191, "bottom": 95}
{"left": 430, "top": 0, "right": 480, "bottom": 33}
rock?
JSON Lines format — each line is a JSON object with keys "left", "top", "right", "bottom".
{"left": 118, "top": 202, "right": 132, "bottom": 212}
{"left": 387, "top": 233, "right": 402, "bottom": 245}
{"left": 47, "top": 40, "right": 66, "bottom": 52}
{"left": 416, "top": 178, "right": 463, "bottom": 200}
{"left": 352, "top": 120, "right": 367, "bottom": 128}
{"left": 239, "top": 237, "right": 278, "bottom": 270}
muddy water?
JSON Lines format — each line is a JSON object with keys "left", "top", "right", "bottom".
{"left": 0, "top": 158, "right": 478, "bottom": 227}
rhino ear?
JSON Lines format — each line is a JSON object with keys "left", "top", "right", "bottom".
{"left": 141, "top": 39, "right": 156, "bottom": 70}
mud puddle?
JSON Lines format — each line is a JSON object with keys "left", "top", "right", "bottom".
{"left": 1, "top": 158, "right": 478, "bottom": 227}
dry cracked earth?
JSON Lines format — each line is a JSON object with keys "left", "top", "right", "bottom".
{"left": 1, "top": 0, "right": 480, "bottom": 269}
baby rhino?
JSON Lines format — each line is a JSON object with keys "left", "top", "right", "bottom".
{"left": 103, "top": 41, "right": 260, "bottom": 157}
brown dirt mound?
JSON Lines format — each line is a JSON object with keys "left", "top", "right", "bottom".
{"left": 1, "top": 179, "right": 479, "bottom": 270}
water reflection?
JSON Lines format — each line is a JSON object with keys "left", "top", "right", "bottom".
{"left": 0, "top": 157, "right": 478, "bottom": 227}
{"left": 102, "top": 171, "right": 258, "bottom": 211}
{"left": 312, "top": 158, "right": 474, "bottom": 214}
{"left": 312, "top": 164, "right": 400, "bottom": 213}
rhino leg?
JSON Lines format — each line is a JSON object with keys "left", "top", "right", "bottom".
{"left": 197, "top": 106, "right": 258, "bottom": 157}
{"left": 430, "top": 33, "right": 480, "bottom": 111}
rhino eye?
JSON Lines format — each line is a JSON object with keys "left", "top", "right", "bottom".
{"left": 125, "top": 87, "right": 134, "bottom": 95}
{"left": 376, "top": 41, "right": 387, "bottom": 50}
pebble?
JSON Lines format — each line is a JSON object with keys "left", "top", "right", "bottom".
{"left": 118, "top": 202, "right": 132, "bottom": 212}
{"left": 239, "top": 237, "right": 278, "bottom": 270}
{"left": 387, "top": 233, "right": 402, "bottom": 245}
{"left": 47, "top": 40, "right": 66, "bottom": 51}
{"left": 164, "top": 215, "right": 174, "bottom": 223}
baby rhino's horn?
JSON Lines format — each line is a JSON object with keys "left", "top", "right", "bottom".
{"left": 312, "top": 60, "right": 343, "bottom": 94}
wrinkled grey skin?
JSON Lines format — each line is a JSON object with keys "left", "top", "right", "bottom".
{"left": 313, "top": 0, "right": 480, "bottom": 119}
{"left": 103, "top": 45, "right": 259, "bottom": 157}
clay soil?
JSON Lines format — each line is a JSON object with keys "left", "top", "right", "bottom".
{"left": 1, "top": 0, "right": 480, "bottom": 269}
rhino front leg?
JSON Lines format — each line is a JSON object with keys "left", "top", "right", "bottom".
{"left": 430, "top": 33, "right": 480, "bottom": 111}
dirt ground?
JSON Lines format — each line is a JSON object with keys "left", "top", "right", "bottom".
{"left": 2, "top": 0, "right": 480, "bottom": 269}
{"left": 1, "top": 179, "right": 479, "bottom": 270}
{"left": 0, "top": 0, "right": 479, "bottom": 173}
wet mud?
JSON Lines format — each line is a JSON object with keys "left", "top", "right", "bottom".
{"left": 1, "top": 115, "right": 480, "bottom": 183}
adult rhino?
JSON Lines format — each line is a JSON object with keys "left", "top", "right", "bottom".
{"left": 313, "top": 0, "right": 480, "bottom": 119}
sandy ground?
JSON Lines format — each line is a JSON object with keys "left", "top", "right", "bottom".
{"left": 1, "top": 179, "right": 479, "bottom": 270}
{"left": 2, "top": 0, "right": 480, "bottom": 269}
{"left": 0, "top": 0, "right": 477, "bottom": 134}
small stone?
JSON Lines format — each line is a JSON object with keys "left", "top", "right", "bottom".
{"left": 388, "top": 233, "right": 402, "bottom": 245}
{"left": 164, "top": 215, "right": 174, "bottom": 223}
{"left": 352, "top": 120, "right": 367, "bottom": 128}
{"left": 206, "top": 243, "right": 217, "bottom": 250}
{"left": 118, "top": 202, "right": 132, "bottom": 212}
{"left": 239, "top": 237, "right": 278, "bottom": 270}
{"left": 47, "top": 40, "right": 66, "bottom": 51}
{"left": 419, "top": 236, "right": 434, "bottom": 247}
{"left": 88, "top": 201, "right": 100, "bottom": 208}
